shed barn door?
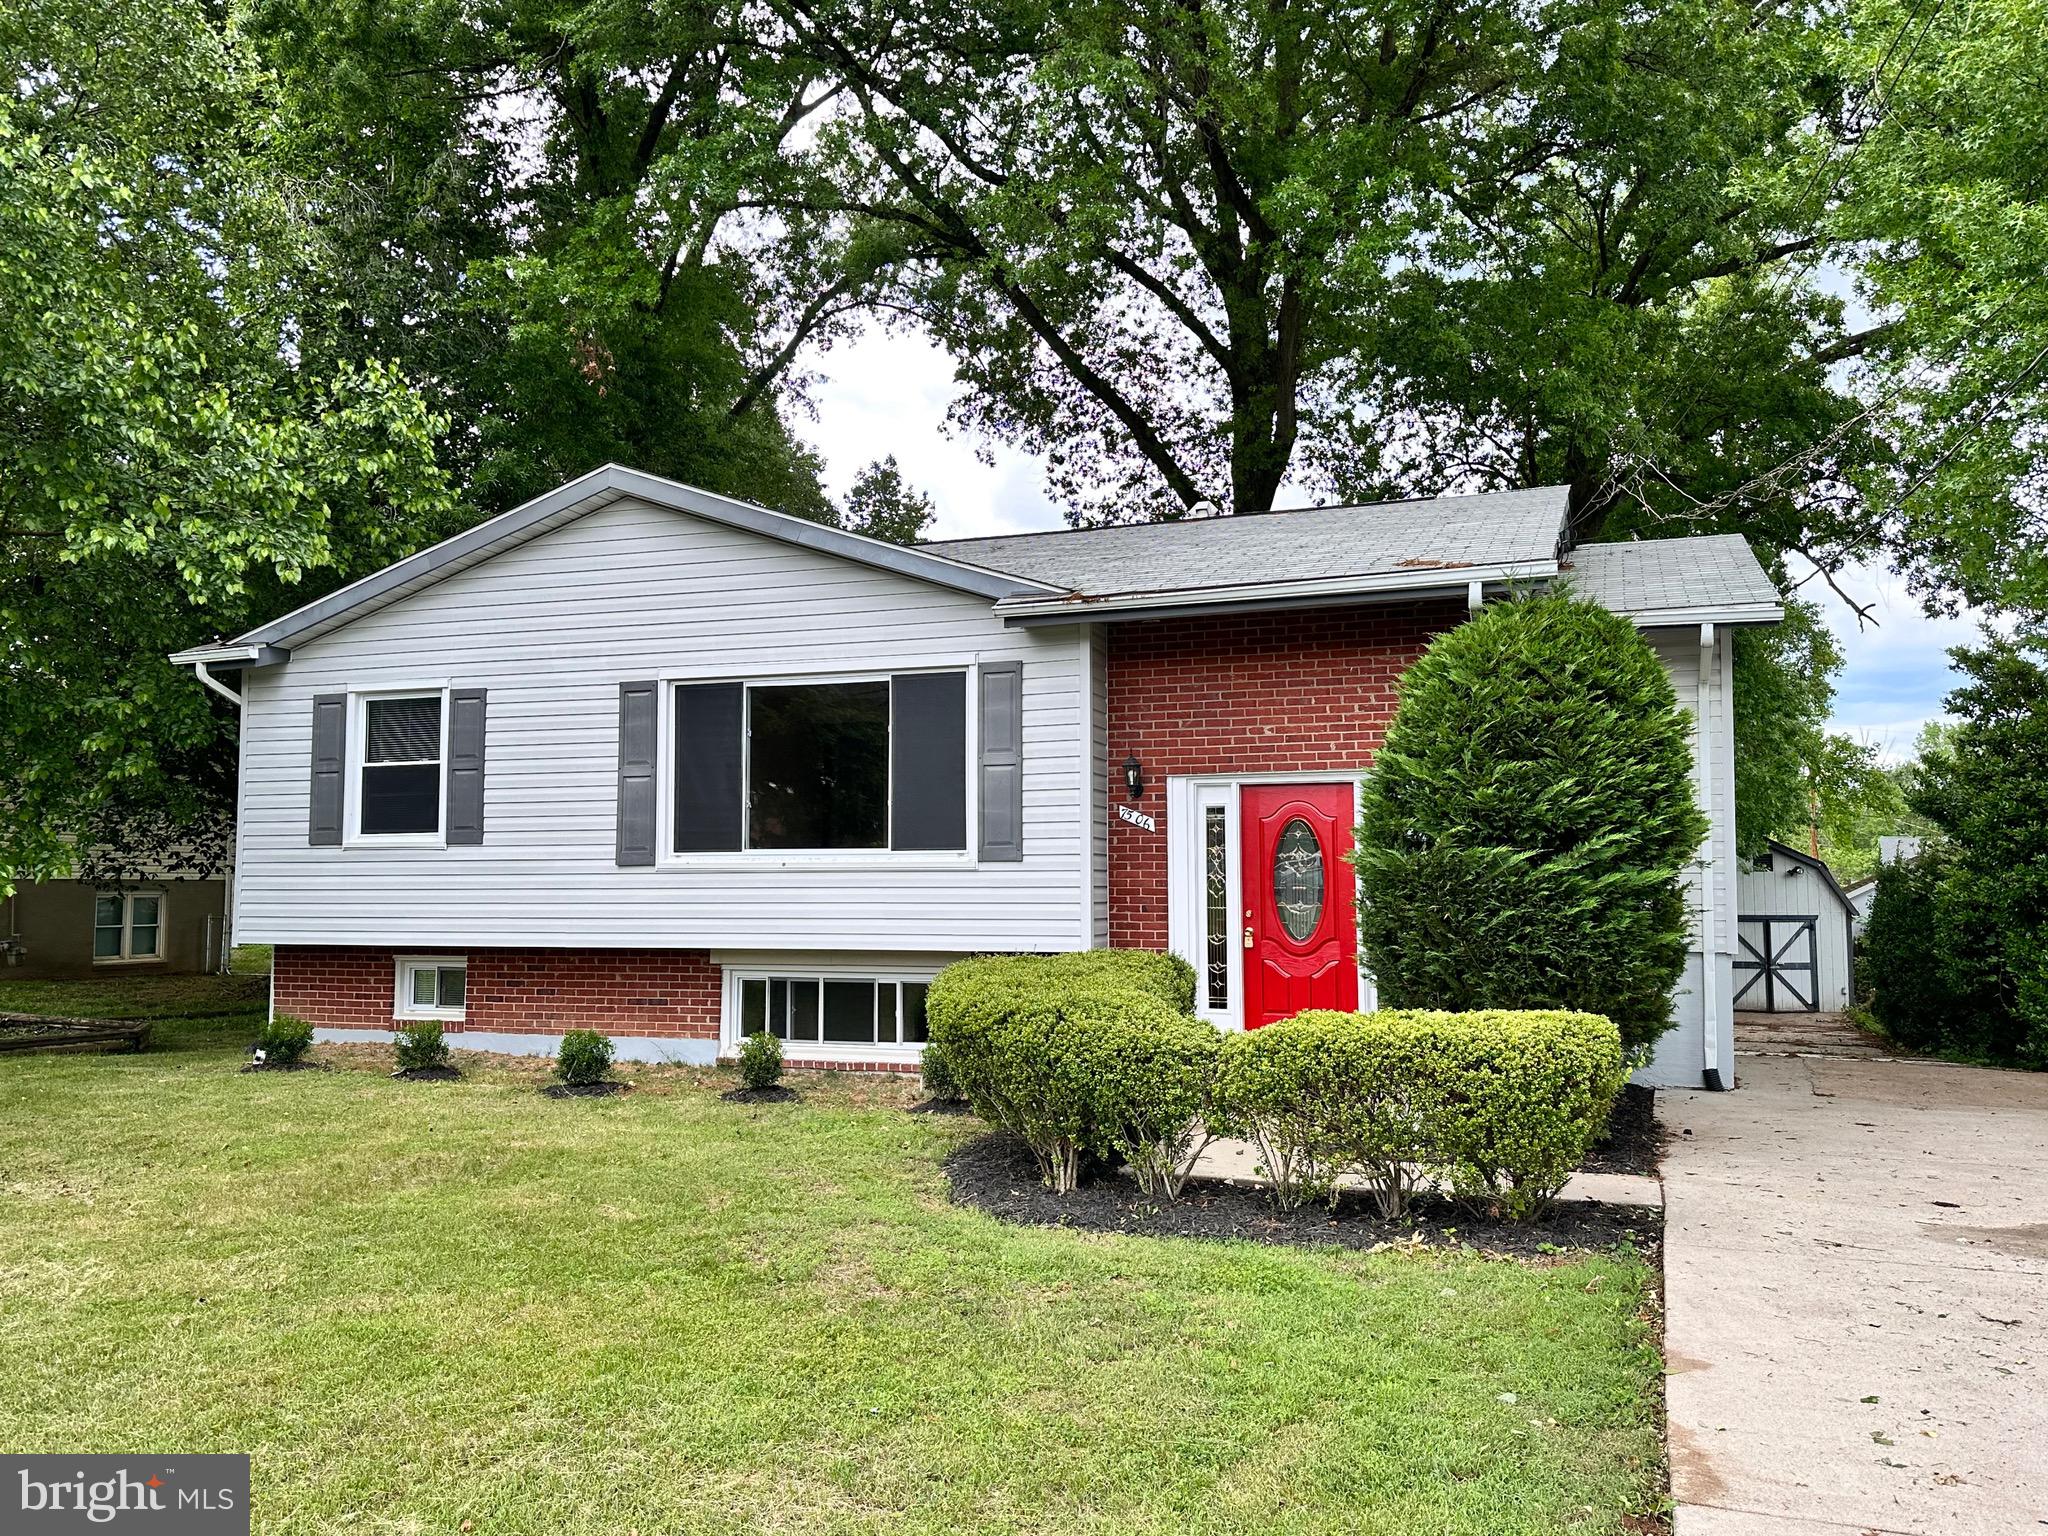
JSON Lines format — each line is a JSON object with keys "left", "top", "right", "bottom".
{"left": 1733, "top": 915, "right": 1820, "bottom": 1012}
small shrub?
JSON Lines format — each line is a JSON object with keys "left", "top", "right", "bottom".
{"left": 556, "top": 1028, "right": 614, "bottom": 1085}
{"left": 927, "top": 950, "right": 1212, "bottom": 1196}
{"left": 1215, "top": 1008, "right": 1626, "bottom": 1221}
{"left": 919, "top": 1039, "right": 966, "bottom": 1103}
{"left": 256, "top": 1013, "right": 313, "bottom": 1066}
{"left": 736, "top": 1029, "right": 783, "bottom": 1091}
{"left": 394, "top": 1019, "right": 450, "bottom": 1072}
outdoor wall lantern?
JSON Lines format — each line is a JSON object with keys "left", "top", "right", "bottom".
{"left": 1123, "top": 754, "right": 1146, "bottom": 801}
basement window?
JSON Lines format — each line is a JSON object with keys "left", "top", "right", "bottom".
{"left": 395, "top": 956, "right": 467, "bottom": 1021}
{"left": 731, "top": 971, "right": 930, "bottom": 1051}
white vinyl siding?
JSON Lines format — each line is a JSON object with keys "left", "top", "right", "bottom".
{"left": 232, "top": 497, "right": 1091, "bottom": 952}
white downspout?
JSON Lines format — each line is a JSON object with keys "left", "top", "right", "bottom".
{"left": 1697, "top": 623, "right": 1725, "bottom": 1090}
{"left": 191, "top": 660, "right": 242, "bottom": 973}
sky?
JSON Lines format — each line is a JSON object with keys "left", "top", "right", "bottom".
{"left": 793, "top": 323, "right": 1983, "bottom": 757}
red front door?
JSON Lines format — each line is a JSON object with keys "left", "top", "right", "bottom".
{"left": 1240, "top": 783, "right": 1358, "bottom": 1029}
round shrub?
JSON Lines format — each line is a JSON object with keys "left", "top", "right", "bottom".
{"left": 1216, "top": 1008, "right": 1626, "bottom": 1221}
{"left": 394, "top": 1019, "right": 450, "bottom": 1072}
{"left": 256, "top": 1013, "right": 313, "bottom": 1066}
{"left": 1353, "top": 591, "right": 1707, "bottom": 1057}
{"left": 555, "top": 1028, "right": 614, "bottom": 1086}
{"left": 927, "top": 951, "right": 1214, "bottom": 1196}
{"left": 736, "top": 1029, "right": 783, "bottom": 1091}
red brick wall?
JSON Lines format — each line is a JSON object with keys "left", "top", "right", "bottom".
{"left": 273, "top": 946, "right": 721, "bottom": 1040}
{"left": 1104, "top": 600, "right": 1460, "bottom": 948}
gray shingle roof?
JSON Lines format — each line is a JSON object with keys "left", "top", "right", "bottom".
{"left": 924, "top": 485, "right": 1571, "bottom": 600}
{"left": 1564, "top": 535, "right": 1781, "bottom": 620}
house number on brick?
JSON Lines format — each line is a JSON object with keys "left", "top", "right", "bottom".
{"left": 1116, "top": 804, "right": 1158, "bottom": 833}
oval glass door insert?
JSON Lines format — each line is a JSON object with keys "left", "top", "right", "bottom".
{"left": 1272, "top": 818, "right": 1325, "bottom": 941}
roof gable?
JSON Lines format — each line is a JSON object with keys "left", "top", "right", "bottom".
{"left": 222, "top": 464, "right": 1060, "bottom": 652}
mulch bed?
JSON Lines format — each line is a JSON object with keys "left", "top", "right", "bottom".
{"left": 720, "top": 1085, "right": 801, "bottom": 1104}
{"left": 541, "top": 1081, "right": 627, "bottom": 1099}
{"left": 945, "top": 1133, "right": 1660, "bottom": 1262}
{"left": 392, "top": 1065, "right": 463, "bottom": 1082}
{"left": 1579, "top": 1084, "right": 1665, "bottom": 1177}
{"left": 908, "top": 1097, "right": 971, "bottom": 1115}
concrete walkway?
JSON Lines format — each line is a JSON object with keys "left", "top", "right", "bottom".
{"left": 1663, "top": 1051, "right": 2048, "bottom": 1535}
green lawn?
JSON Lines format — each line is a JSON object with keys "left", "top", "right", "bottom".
{"left": 0, "top": 984, "right": 1665, "bottom": 1534}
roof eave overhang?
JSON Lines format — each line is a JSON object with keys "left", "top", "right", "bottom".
{"left": 218, "top": 463, "right": 1061, "bottom": 652}
{"left": 995, "top": 560, "right": 1559, "bottom": 626}
{"left": 1625, "top": 602, "right": 1785, "bottom": 629}
{"left": 167, "top": 642, "right": 291, "bottom": 668}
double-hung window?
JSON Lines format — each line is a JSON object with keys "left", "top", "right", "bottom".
{"left": 92, "top": 892, "right": 162, "bottom": 962}
{"left": 674, "top": 672, "right": 967, "bottom": 855}
{"left": 360, "top": 693, "right": 444, "bottom": 837}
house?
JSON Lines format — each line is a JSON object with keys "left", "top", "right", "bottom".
{"left": 1733, "top": 840, "right": 1858, "bottom": 1013}
{"left": 170, "top": 464, "right": 1782, "bottom": 1088}
{"left": 1845, "top": 876, "right": 1878, "bottom": 939}
{"left": 3, "top": 842, "right": 230, "bottom": 979}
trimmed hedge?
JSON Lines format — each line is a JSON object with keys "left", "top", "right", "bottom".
{"left": 1215, "top": 1008, "right": 1626, "bottom": 1221}
{"left": 927, "top": 951, "right": 1211, "bottom": 1195}
{"left": 919, "top": 1039, "right": 966, "bottom": 1103}
{"left": 1353, "top": 591, "right": 1707, "bottom": 1058}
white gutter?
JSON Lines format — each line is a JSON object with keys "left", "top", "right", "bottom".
{"left": 1697, "top": 622, "right": 1725, "bottom": 1090}
{"left": 995, "top": 559, "right": 1561, "bottom": 623}
{"left": 192, "top": 661, "right": 243, "bottom": 708}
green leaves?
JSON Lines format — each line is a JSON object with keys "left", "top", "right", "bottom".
{"left": 1353, "top": 593, "right": 1708, "bottom": 1055}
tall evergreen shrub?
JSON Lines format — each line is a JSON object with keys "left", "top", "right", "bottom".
{"left": 1353, "top": 591, "right": 1708, "bottom": 1056}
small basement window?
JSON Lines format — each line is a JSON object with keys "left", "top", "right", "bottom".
{"left": 92, "top": 891, "right": 163, "bottom": 963}
{"left": 361, "top": 693, "right": 444, "bottom": 837}
{"left": 395, "top": 956, "right": 466, "bottom": 1021}
{"left": 734, "top": 973, "right": 930, "bottom": 1050}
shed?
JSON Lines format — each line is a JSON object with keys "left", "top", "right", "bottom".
{"left": 1733, "top": 840, "right": 1857, "bottom": 1012}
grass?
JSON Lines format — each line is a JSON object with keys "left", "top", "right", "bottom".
{"left": 0, "top": 982, "right": 1665, "bottom": 1534}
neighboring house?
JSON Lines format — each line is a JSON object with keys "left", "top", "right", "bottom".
{"left": 1845, "top": 834, "right": 1928, "bottom": 939}
{"left": 1845, "top": 876, "right": 1879, "bottom": 939}
{"left": 1734, "top": 840, "right": 1858, "bottom": 1013}
{"left": 171, "top": 465, "right": 1782, "bottom": 1089}
{"left": 2, "top": 845, "right": 230, "bottom": 979}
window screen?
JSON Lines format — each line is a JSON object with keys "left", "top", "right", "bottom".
{"left": 747, "top": 681, "right": 889, "bottom": 850}
{"left": 737, "top": 974, "right": 929, "bottom": 1047}
{"left": 362, "top": 695, "right": 442, "bottom": 835}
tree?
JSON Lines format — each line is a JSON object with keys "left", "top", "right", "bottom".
{"left": 1881, "top": 633, "right": 2048, "bottom": 1064}
{"left": 0, "top": 0, "right": 452, "bottom": 884}
{"left": 837, "top": 456, "right": 936, "bottom": 544}
{"left": 246, "top": 0, "right": 851, "bottom": 520}
{"left": 1351, "top": 593, "right": 1708, "bottom": 1056}
{"left": 1835, "top": 0, "right": 2048, "bottom": 623}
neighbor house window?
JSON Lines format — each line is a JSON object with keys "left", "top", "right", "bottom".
{"left": 395, "top": 956, "right": 466, "bottom": 1020}
{"left": 735, "top": 973, "right": 930, "bottom": 1048}
{"left": 92, "top": 892, "right": 162, "bottom": 962}
{"left": 361, "top": 694, "right": 443, "bottom": 836}
{"left": 674, "top": 672, "right": 966, "bottom": 854}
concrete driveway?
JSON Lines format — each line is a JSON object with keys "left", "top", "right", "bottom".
{"left": 1663, "top": 1048, "right": 2047, "bottom": 1535}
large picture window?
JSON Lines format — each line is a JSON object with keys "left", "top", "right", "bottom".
{"left": 674, "top": 672, "right": 966, "bottom": 855}
{"left": 361, "top": 694, "right": 443, "bottom": 836}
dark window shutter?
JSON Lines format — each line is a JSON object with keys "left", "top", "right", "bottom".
{"left": 977, "top": 662, "right": 1024, "bottom": 862}
{"left": 675, "top": 682, "right": 744, "bottom": 852}
{"left": 616, "top": 681, "right": 658, "bottom": 867}
{"left": 891, "top": 672, "right": 967, "bottom": 851}
{"left": 446, "top": 688, "right": 487, "bottom": 845}
{"left": 309, "top": 693, "right": 347, "bottom": 846}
